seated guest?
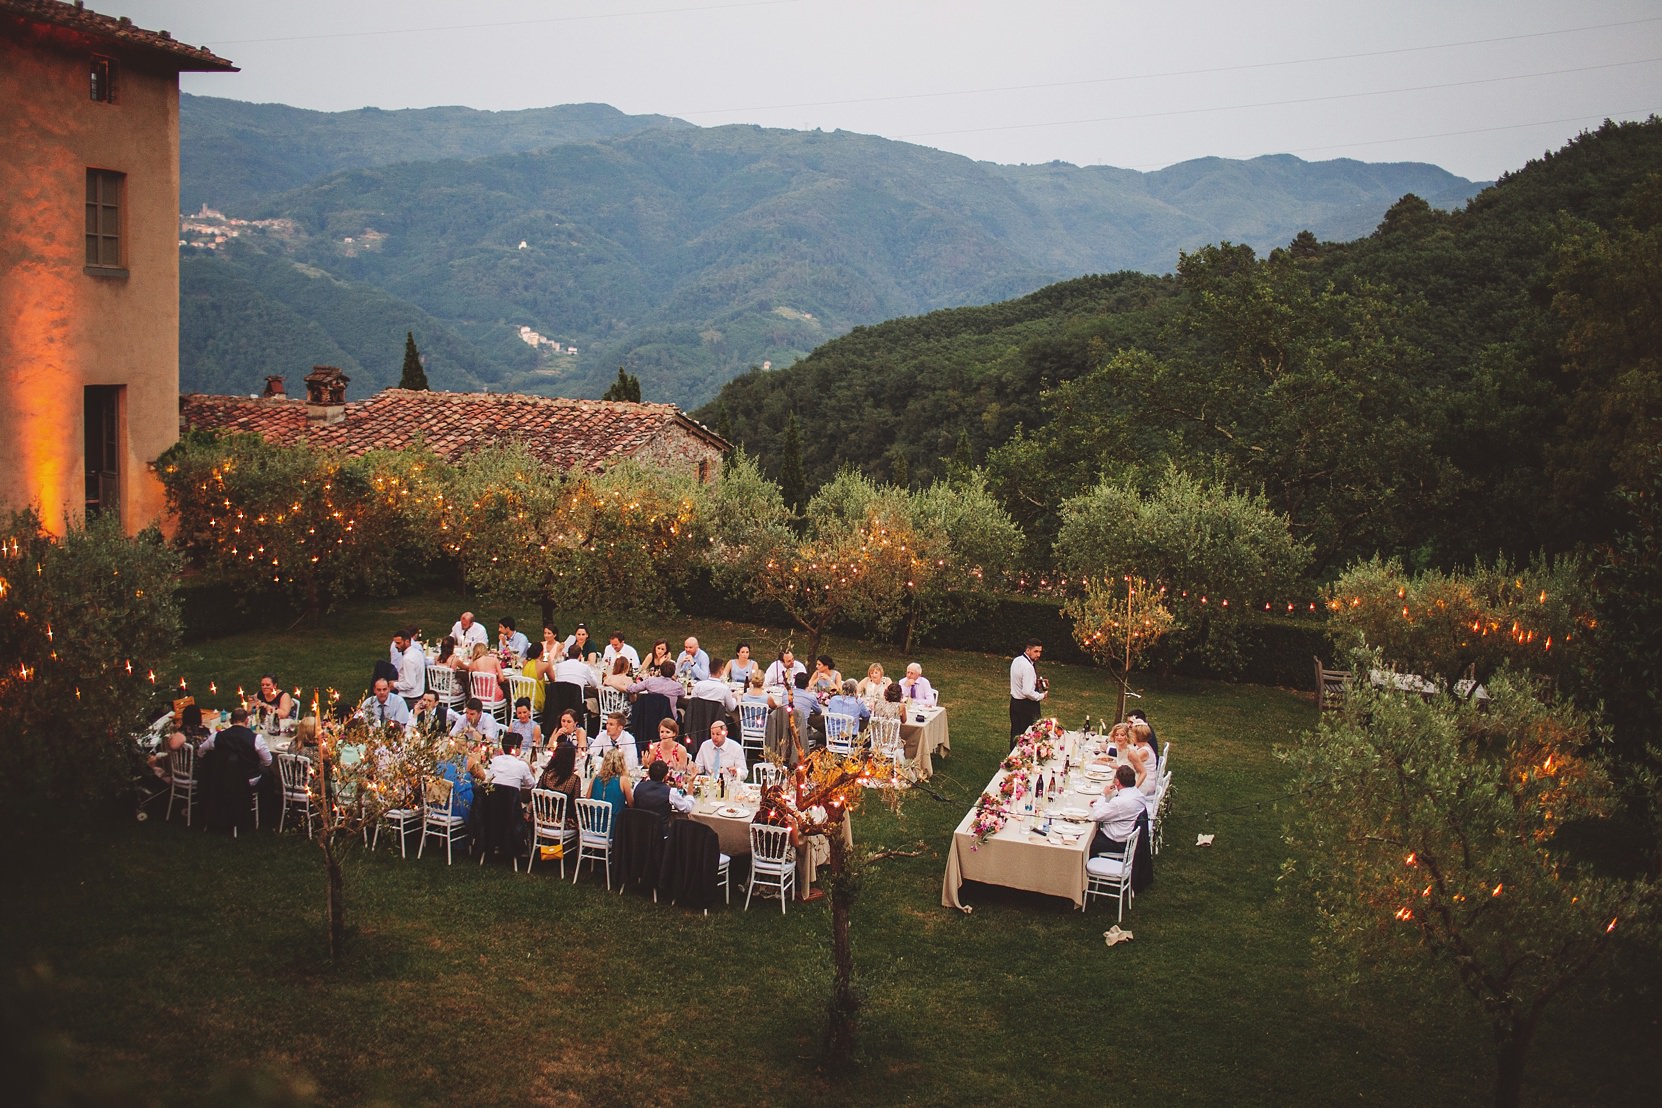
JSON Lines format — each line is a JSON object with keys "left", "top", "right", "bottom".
{"left": 739, "top": 670, "right": 770, "bottom": 709}
{"left": 553, "top": 642, "right": 598, "bottom": 694}
{"left": 676, "top": 636, "right": 711, "bottom": 682}
{"left": 509, "top": 697, "right": 543, "bottom": 753}
{"left": 809, "top": 655, "right": 842, "bottom": 698}
{"left": 540, "top": 624, "right": 566, "bottom": 665}
{"left": 488, "top": 733, "right": 538, "bottom": 794}
{"left": 873, "top": 680, "right": 904, "bottom": 721}
{"left": 569, "top": 623, "right": 598, "bottom": 664}
{"left": 726, "top": 642, "right": 758, "bottom": 688}
{"left": 1088, "top": 765, "right": 1144, "bottom": 856}
{"left": 642, "top": 718, "right": 690, "bottom": 773}
{"left": 468, "top": 640, "right": 504, "bottom": 678}
{"left": 643, "top": 638, "right": 673, "bottom": 675}
{"left": 199, "top": 707, "right": 272, "bottom": 789}
{"left": 588, "top": 748, "right": 634, "bottom": 825}
{"left": 412, "top": 690, "right": 451, "bottom": 734}
{"left": 248, "top": 672, "right": 293, "bottom": 723}
{"left": 632, "top": 759, "right": 695, "bottom": 819}
{"left": 589, "top": 711, "right": 639, "bottom": 772}
{"left": 147, "top": 703, "right": 206, "bottom": 784}
{"left": 627, "top": 660, "right": 684, "bottom": 710}
{"left": 689, "top": 671, "right": 738, "bottom": 714}
{"left": 497, "top": 616, "right": 530, "bottom": 659}
{"left": 449, "top": 697, "right": 503, "bottom": 743}
{"left": 359, "top": 677, "right": 412, "bottom": 727}
{"left": 764, "top": 650, "right": 807, "bottom": 689}
{"left": 548, "top": 707, "right": 588, "bottom": 753}
{"left": 769, "top": 673, "right": 817, "bottom": 750}
{"left": 436, "top": 742, "right": 486, "bottom": 821}
{"left": 603, "top": 631, "right": 639, "bottom": 673}
{"left": 1127, "top": 708, "right": 1158, "bottom": 747}
{"left": 602, "top": 655, "right": 634, "bottom": 693}
{"left": 520, "top": 644, "right": 546, "bottom": 712}
{"left": 449, "top": 610, "right": 491, "bottom": 652}
{"left": 824, "top": 679, "right": 872, "bottom": 732}
{"left": 694, "top": 719, "right": 748, "bottom": 783}
{"left": 856, "top": 662, "right": 890, "bottom": 705}
{"left": 436, "top": 636, "right": 466, "bottom": 670}
{"left": 537, "top": 742, "right": 581, "bottom": 827}
{"left": 289, "top": 715, "right": 322, "bottom": 761}
{"left": 899, "top": 662, "right": 937, "bottom": 706}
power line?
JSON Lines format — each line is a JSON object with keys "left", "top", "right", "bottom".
{"left": 206, "top": 0, "right": 803, "bottom": 46}
{"left": 897, "top": 56, "right": 1662, "bottom": 141}
{"left": 676, "top": 16, "right": 1662, "bottom": 119}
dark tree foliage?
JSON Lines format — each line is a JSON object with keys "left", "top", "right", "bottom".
{"left": 777, "top": 412, "right": 806, "bottom": 512}
{"left": 601, "top": 365, "right": 642, "bottom": 402}
{"left": 399, "top": 331, "right": 429, "bottom": 390}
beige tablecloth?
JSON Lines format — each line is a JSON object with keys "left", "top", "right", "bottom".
{"left": 940, "top": 738, "right": 1107, "bottom": 911}
{"left": 901, "top": 706, "right": 950, "bottom": 777}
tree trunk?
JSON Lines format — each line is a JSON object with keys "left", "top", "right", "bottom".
{"left": 901, "top": 596, "right": 917, "bottom": 655}
{"left": 1492, "top": 1012, "right": 1537, "bottom": 1108}
{"left": 324, "top": 840, "right": 346, "bottom": 961}
{"left": 825, "top": 830, "right": 860, "bottom": 1066}
{"left": 539, "top": 591, "right": 555, "bottom": 636}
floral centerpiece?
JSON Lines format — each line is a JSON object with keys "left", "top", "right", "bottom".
{"left": 969, "top": 792, "right": 1008, "bottom": 848}
{"left": 1000, "top": 746, "right": 1034, "bottom": 773}
{"left": 997, "top": 769, "right": 1029, "bottom": 802}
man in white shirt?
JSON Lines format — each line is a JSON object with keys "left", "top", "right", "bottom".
{"left": 391, "top": 627, "right": 426, "bottom": 708}
{"left": 1008, "top": 638, "right": 1047, "bottom": 747}
{"left": 449, "top": 611, "right": 490, "bottom": 652}
{"left": 553, "top": 644, "right": 598, "bottom": 691}
{"left": 1088, "top": 765, "right": 1144, "bottom": 855}
{"left": 603, "top": 631, "right": 640, "bottom": 672}
{"left": 588, "top": 711, "right": 640, "bottom": 772}
{"left": 689, "top": 674, "right": 738, "bottom": 713}
{"left": 764, "top": 650, "right": 806, "bottom": 688}
{"left": 497, "top": 616, "right": 530, "bottom": 658}
{"left": 488, "top": 733, "right": 539, "bottom": 792}
{"left": 899, "top": 663, "right": 937, "bottom": 707}
{"left": 694, "top": 720, "right": 748, "bottom": 781}
{"left": 449, "top": 697, "right": 502, "bottom": 742}
{"left": 676, "top": 636, "right": 711, "bottom": 682}
{"left": 360, "top": 678, "right": 412, "bottom": 727}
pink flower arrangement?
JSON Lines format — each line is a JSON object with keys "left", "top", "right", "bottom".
{"left": 969, "top": 792, "right": 1008, "bottom": 848}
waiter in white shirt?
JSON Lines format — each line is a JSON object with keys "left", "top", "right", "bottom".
{"left": 391, "top": 626, "right": 426, "bottom": 709}
{"left": 1009, "top": 639, "right": 1047, "bottom": 747}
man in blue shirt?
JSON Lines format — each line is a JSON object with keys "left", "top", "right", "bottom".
{"left": 498, "top": 616, "right": 530, "bottom": 658}
{"left": 675, "top": 636, "right": 711, "bottom": 682}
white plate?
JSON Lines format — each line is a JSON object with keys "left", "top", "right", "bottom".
{"left": 1074, "top": 784, "right": 1100, "bottom": 796}
{"left": 715, "top": 805, "right": 750, "bottom": 819}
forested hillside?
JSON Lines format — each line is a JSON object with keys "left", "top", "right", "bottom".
{"left": 179, "top": 99, "right": 1481, "bottom": 406}
{"left": 702, "top": 118, "right": 1662, "bottom": 576}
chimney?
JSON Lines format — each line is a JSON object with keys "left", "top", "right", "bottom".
{"left": 303, "top": 365, "right": 349, "bottom": 425}
{"left": 262, "top": 375, "right": 286, "bottom": 399}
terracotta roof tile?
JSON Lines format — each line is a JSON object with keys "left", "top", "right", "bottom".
{"left": 2, "top": 0, "right": 236, "bottom": 71}
{"left": 180, "top": 388, "right": 729, "bottom": 472}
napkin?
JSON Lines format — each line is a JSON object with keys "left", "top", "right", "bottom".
{"left": 1196, "top": 833, "right": 1215, "bottom": 847}
{"left": 1103, "top": 926, "right": 1134, "bottom": 947}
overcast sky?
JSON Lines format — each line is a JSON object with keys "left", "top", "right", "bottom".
{"left": 118, "top": 0, "right": 1660, "bottom": 181}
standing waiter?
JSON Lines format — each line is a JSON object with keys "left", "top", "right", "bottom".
{"left": 1009, "top": 639, "right": 1048, "bottom": 747}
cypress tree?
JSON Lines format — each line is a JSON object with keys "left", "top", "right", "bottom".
{"left": 399, "top": 331, "right": 429, "bottom": 390}
{"left": 602, "top": 365, "right": 641, "bottom": 403}
{"left": 778, "top": 412, "right": 806, "bottom": 512}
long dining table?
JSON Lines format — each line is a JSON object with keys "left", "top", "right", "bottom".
{"left": 940, "top": 732, "right": 1115, "bottom": 911}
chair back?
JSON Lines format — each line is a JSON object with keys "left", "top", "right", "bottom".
{"left": 751, "top": 762, "right": 783, "bottom": 788}
{"left": 1315, "top": 656, "right": 1350, "bottom": 712}
{"left": 738, "top": 701, "right": 769, "bottom": 743}
{"left": 576, "top": 796, "right": 613, "bottom": 845}
{"left": 277, "top": 751, "right": 311, "bottom": 795}
{"left": 169, "top": 743, "right": 196, "bottom": 784}
{"left": 1160, "top": 740, "right": 1171, "bottom": 769}
{"left": 427, "top": 665, "right": 462, "bottom": 707}
{"left": 629, "top": 693, "right": 673, "bottom": 755}
{"left": 506, "top": 673, "right": 540, "bottom": 707}
{"left": 683, "top": 697, "right": 724, "bottom": 750}
{"left": 750, "top": 822, "right": 794, "bottom": 871}
{"left": 596, "top": 686, "right": 628, "bottom": 721}
{"left": 531, "top": 787, "right": 568, "bottom": 836}
{"left": 868, "top": 716, "right": 903, "bottom": 760}
{"left": 823, "top": 712, "right": 860, "bottom": 755}
{"left": 470, "top": 670, "right": 505, "bottom": 704}
{"left": 659, "top": 818, "right": 721, "bottom": 910}
{"left": 616, "top": 806, "right": 667, "bottom": 890}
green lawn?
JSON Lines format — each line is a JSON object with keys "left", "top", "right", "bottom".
{"left": 3, "top": 592, "right": 1655, "bottom": 1105}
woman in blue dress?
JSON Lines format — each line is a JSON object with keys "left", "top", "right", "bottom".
{"left": 587, "top": 748, "right": 634, "bottom": 831}
{"left": 436, "top": 746, "right": 484, "bottom": 822}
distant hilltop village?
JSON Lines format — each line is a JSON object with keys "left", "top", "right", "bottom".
{"left": 178, "top": 204, "right": 297, "bottom": 250}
